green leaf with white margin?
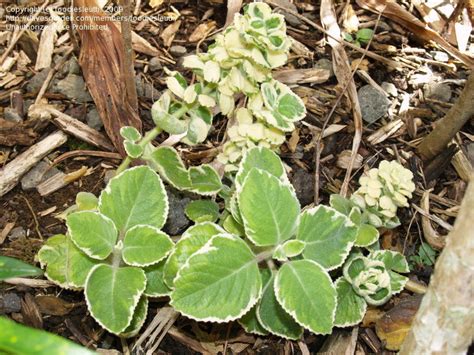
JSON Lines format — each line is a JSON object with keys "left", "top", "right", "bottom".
{"left": 223, "top": 214, "right": 245, "bottom": 236}
{"left": 120, "top": 126, "right": 141, "bottom": 143}
{"left": 120, "top": 296, "right": 148, "bottom": 338}
{"left": 275, "top": 260, "right": 336, "bottom": 335}
{"left": 229, "top": 191, "right": 244, "bottom": 226}
{"left": 122, "top": 225, "right": 173, "bottom": 267}
{"left": 188, "top": 165, "right": 222, "bottom": 195}
{"left": 67, "top": 211, "right": 117, "bottom": 260}
{"left": 329, "top": 194, "right": 354, "bottom": 216}
{"left": 370, "top": 250, "right": 409, "bottom": 294}
{"left": 239, "top": 168, "right": 300, "bottom": 246}
{"left": 297, "top": 206, "right": 357, "bottom": 270}
{"left": 334, "top": 277, "right": 367, "bottom": 327}
{"left": 150, "top": 146, "right": 192, "bottom": 190}
{"left": 186, "top": 117, "right": 209, "bottom": 144}
{"left": 278, "top": 92, "right": 305, "bottom": 121}
{"left": 272, "top": 239, "right": 306, "bottom": 262}
{"left": 239, "top": 269, "right": 271, "bottom": 336}
{"left": 124, "top": 141, "right": 144, "bottom": 159}
{"left": 185, "top": 200, "right": 219, "bottom": 223}
{"left": 85, "top": 264, "right": 146, "bottom": 334}
{"left": 37, "top": 235, "right": 98, "bottom": 289}
{"left": 163, "top": 222, "right": 225, "bottom": 288}
{"left": 257, "top": 273, "right": 303, "bottom": 339}
{"left": 0, "top": 256, "right": 43, "bottom": 280}
{"left": 170, "top": 234, "right": 262, "bottom": 322}
{"left": 144, "top": 260, "right": 170, "bottom": 297}
{"left": 76, "top": 192, "right": 98, "bottom": 211}
{"left": 356, "top": 224, "right": 379, "bottom": 247}
{"left": 99, "top": 166, "right": 168, "bottom": 231}
{"left": 235, "top": 146, "right": 287, "bottom": 188}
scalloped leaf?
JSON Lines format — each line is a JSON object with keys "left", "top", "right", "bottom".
{"left": 85, "top": 264, "right": 146, "bottom": 335}
{"left": 144, "top": 260, "right": 171, "bottom": 297}
{"left": 334, "top": 277, "right": 367, "bottom": 327}
{"left": 371, "top": 250, "right": 409, "bottom": 294}
{"left": 272, "top": 239, "right": 305, "bottom": 262}
{"left": 239, "top": 168, "right": 300, "bottom": 246}
{"left": 188, "top": 165, "right": 222, "bottom": 195}
{"left": 120, "top": 126, "right": 141, "bottom": 143}
{"left": 67, "top": 211, "right": 117, "bottom": 260}
{"left": 185, "top": 200, "right": 219, "bottom": 223}
{"left": 150, "top": 146, "right": 192, "bottom": 190}
{"left": 76, "top": 192, "right": 98, "bottom": 211}
{"left": 257, "top": 273, "right": 303, "bottom": 339}
{"left": 170, "top": 234, "right": 262, "bottom": 322}
{"left": 355, "top": 223, "right": 379, "bottom": 247}
{"left": 122, "top": 225, "right": 173, "bottom": 267}
{"left": 296, "top": 206, "right": 357, "bottom": 270}
{"left": 37, "top": 234, "right": 98, "bottom": 289}
{"left": 163, "top": 222, "right": 225, "bottom": 288}
{"left": 124, "top": 141, "right": 144, "bottom": 159}
{"left": 120, "top": 296, "right": 148, "bottom": 338}
{"left": 99, "top": 166, "right": 168, "bottom": 232}
{"left": 235, "top": 146, "right": 286, "bottom": 188}
{"left": 275, "top": 260, "right": 336, "bottom": 335}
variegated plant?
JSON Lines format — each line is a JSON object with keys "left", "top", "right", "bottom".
{"left": 150, "top": 2, "right": 306, "bottom": 172}
{"left": 37, "top": 166, "right": 173, "bottom": 336}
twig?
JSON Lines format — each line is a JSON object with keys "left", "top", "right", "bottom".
{"left": 20, "top": 194, "right": 43, "bottom": 240}
{"left": 0, "top": 1, "right": 50, "bottom": 65}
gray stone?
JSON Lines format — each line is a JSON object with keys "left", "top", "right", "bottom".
{"left": 169, "top": 45, "right": 187, "bottom": 57}
{"left": 0, "top": 293, "right": 21, "bottom": 314}
{"left": 424, "top": 82, "right": 452, "bottom": 102}
{"left": 430, "top": 51, "right": 449, "bottom": 62}
{"left": 381, "top": 82, "right": 398, "bottom": 97}
{"left": 86, "top": 108, "right": 103, "bottom": 130}
{"left": 358, "top": 85, "right": 390, "bottom": 124}
{"left": 21, "top": 161, "right": 59, "bottom": 190}
{"left": 4, "top": 108, "right": 22, "bottom": 122}
{"left": 26, "top": 69, "right": 49, "bottom": 93}
{"left": 315, "top": 58, "right": 334, "bottom": 77}
{"left": 9, "top": 227, "right": 26, "bottom": 240}
{"left": 272, "top": 0, "right": 301, "bottom": 26}
{"left": 135, "top": 77, "right": 160, "bottom": 100}
{"left": 53, "top": 74, "right": 92, "bottom": 103}
{"left": 163, "top": 190, "right": 191, "bottom": 236}
{"left": 291, "top": 168, "right": 314, "bottom": 207}
{"left": 149, "top": 57, "right": 162, "bottom": 72}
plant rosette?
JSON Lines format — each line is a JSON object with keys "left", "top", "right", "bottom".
{"left": 37, "top": 166, "right": 173, "bottom": 336}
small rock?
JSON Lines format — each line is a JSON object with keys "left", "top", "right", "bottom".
{"left": 381, "top": 82, "right": 398, "bottom": 97}
{"left": 424, "top": 82, "right": 452, "bottom": 102}
{"left": 149, "top": 57, "right": 162, "bottom": 72}
{"left": 59, "top": 57, "right": 81, "bottom": 76}
{"left": 272, "top": 0, "right": 301, "bottom": 26}
{"left": 21, "top": 161, "right": 59, "bottom": 190}
{"left": 291, "top": 168, "right": 314, "bottom": 207}
{"left": 315, "top": 58, "right": 334, "bottom": 77}
{"left": 0, "top": 293, "right": 22, "bottom": 314}
{"left": 8, "top": 227, "right": 26, "bottom": 241}
{"left": 135, "top": 77, "right": 160, "bottom": 100}
{"left": 163, "top": 190, "right": 191, "bottom": 236}
{"left": 104, "top": 170, "right": 116, "bottom": 185}
{"left": 169, "top": 45, "right": 187, "bottom": 57}
{"left": 53, "top": 74, "right": 92, "bottom": 103}
{"left": 26, "top": 69, "right": 49, "bottom": 93}
{"left": 358, "top": 85, "right": 390, "bottom": 124}
{"left": 86, "top": 108, "right": 103, "bottom": 130}
{"left": 430, "top": 51, "right": 449, "bottom": 63}
{"left": 4, "top": 108, "right": 23, "bottom": 122}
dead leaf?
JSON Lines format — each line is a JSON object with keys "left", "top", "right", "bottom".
{"left": 74, "top": 0, "right": 142, "bottom": 156}
{"left": 356, "top": 0, "right": 474, "bottom": 67}
{"left": 149, "top": 0, "right": 164, "bottom": 9}
{"left": 288, "top": 128, "right": 300, "bottom": 153}
{"left": 342, "top": 3, "right": 360, "bottom": 33}
{"left": 189, "top": 21, "right": 217, "bottom": 42}
{"left": 161, "top": 20, "right": 182, "bottom": 47}
{"left": 35, "top": 295, "right": 76, "bottom": 316}
{"left": 375, "top": 296, "right": 423, "bottom": 351}
{"left": 21, "top": 293, "right": 43, "bottom": 329}
{"left": 362, "top": 307, "right": 385, "bottom": 327}
{"left": 225, "top": 0, "right": 243, "bottom": 28}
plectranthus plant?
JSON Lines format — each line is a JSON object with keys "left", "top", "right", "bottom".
{"left": 150, "top": 2, "right": 306, "bottom": 172}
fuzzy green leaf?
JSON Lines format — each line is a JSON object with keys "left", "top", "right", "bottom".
{"left": 257, "top": 273, "right": 303, "bottom": 339}
{"left": 170, "top": 234, "right": 262, "bottom": 322}
{"left": 185, "top": 200, "right": 220, "bottom": 223}
{"left": 163, "top": 222, "right": 225, "bottom": 288}
{"left": 188, "top": 165, "right": 222, "bottom": 195}
{"left": 124, "top": 141, "right": 144, "bottom": 159}
{"left": 76, "top": 192, "right": 98, "bottom": 211}
{"left": 334, "top": 277, "right": 367, "bottom": 327}
{"left": 144, "top": 260, "right": 171, "bottom": 297}
{"left": 297, "top": 206, "right": 357, "bottom": 270}
{"left": 150, "top": 146, "right": 192, "bottom": 189}
{"left": 356, "top": 223, "right": 379, "bottom": 247}
{"left": 275, "top": 260, "right": 336, "bottom": 335}
{"left": 67, "top": 211, "right": 117, "bottom": 260}
{"left": 371, "top": 250, "right": 409, "bottom": 294}
{"left": 85, "top": 264, "right": 146, "bottom": 334}
{"left": 239, "top": 168, "right": 300, "bottom": 246}
{"left": 0, "top": 256, "right": 43, "bottom": 280}
{"left": 120, "top": 296, "right": 148, "bottom": 338}
{"left": 120, "top": 126, "right": 141, "bottom": 142}
{"left": 37, "top": 235, "right": 98, "bottom": 289}
{"left": 122, "top": 225, "right": 173, "bottom": 267}
{"left": 99, "top": 166, "right": 168, "bottom": 231}
{"left": 272, "top": 239, "right": 305, "bottom": 261}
